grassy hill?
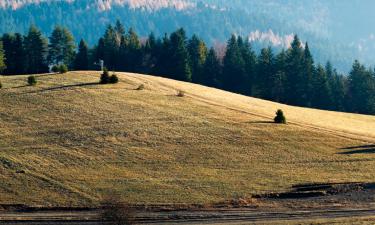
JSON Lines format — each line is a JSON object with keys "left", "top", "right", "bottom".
{"left": 0, "top": 71, "right": 374, "bottom": 207}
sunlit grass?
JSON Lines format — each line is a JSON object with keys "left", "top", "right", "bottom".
{"left": 0, "top": 71, "right": 374, "bottom": 206}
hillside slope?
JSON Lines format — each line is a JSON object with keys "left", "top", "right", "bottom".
{"left": 0, "top": 71, "right": 374, "bottom": 206}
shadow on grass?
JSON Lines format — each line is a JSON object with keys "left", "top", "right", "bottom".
{"left": 25, "top": 82, "right": 99, "bottom": 94}
{"left": 247, "top": 121, "right": 274, "bottom": 124}
{"left": 338, "top": 145, "right": 375, "bottom": 155}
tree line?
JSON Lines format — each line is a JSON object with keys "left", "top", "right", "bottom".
{"left": 0, "top": 21, "right": 374, "bottom": 115}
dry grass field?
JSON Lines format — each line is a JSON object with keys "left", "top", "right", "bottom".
{"left": 0, "top": 71, "right": 374, "bottom": 207}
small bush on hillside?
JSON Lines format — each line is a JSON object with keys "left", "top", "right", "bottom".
{"left": 0, "top": 81, "right": 2, "bottom": 89}
{"left": 27, "top": 76, "right": 37, "bottom": 86}
{"left": 100, "top": 68, "right": 110, "bottom": 84}
{"left": 52, "top": 65, "right": 59, "bottom": 73}
{"left": 274, "top": 109, "right": 286, "bottom": 124}
{"left": 109, "top": 73, "right": 119, "bottom": 84}
{"left": 177, "top": 90, "right": 185, "bottom": 97}
{"left": 58, "top": 64, "right": 68, "bottom": 74}
{"left": 100, "top": 196, "right": 135, "bottom": 225}
{"left": 136, "top": 84, "right": 145, "bottom": 90}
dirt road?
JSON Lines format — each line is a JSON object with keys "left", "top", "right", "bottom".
{"left": 1, "top": 208, "right": 375, "bottom": 224}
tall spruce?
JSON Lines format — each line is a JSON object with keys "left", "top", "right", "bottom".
{"left": 271, "top": 49, "right": 287, "bottom": 102}
{"left": 1, "top": 33, "right": 14, "bottom": 74}
{"left": 256, "top": 47, "right": 275, "bottom": 99}
{"left": 0, "top": 40, "right": 6, "bottom": 74}
{"left": 74, "top": 39, "right": 89, "bottom": 70}
{"left": 48, "top": 26, "right": 76, "bottom": 67}
{"left": 285, "top": 35, "right": 305, "bottom": 106}
{"left": 102, "top": 25, "right": 120, "bottom": 70}
{"left": 24, "top": 25, "right": 48, "bottom": 74}
{"left": 168, "top": 28, "right": 191, "bottom": 81}
{"left": 124, "top": 28, "right": 142, "bottom": 72}
{"left": 201, "top": 47, "right": 221, "bottom": 87}
{"left": 188, "top": 35, "right": 207, "bottom": 83}
{"left": 302, "top": 42, "right": 315, "bottom": 106}
{"left": 239, "top": 39, "right": 256, "bottom": 95}
{"left": 222, "top": 35, "right": 246, "bottom": 94}
{"left": 347, "top": 60, "right": 375, "bottom": 114}
{"left": 311, "top": 65, "right": 332, "bottom": 109}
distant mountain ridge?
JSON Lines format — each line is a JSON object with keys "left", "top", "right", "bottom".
{"left": 0, "top": 0, "right": 195, "bottom": 11}
{"left": 1, "top": 0, "right": 375, "bottom": 72}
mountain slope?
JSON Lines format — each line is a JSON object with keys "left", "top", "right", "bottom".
{"left": 2, "top": 0, "right": 375, "bottom": 71}
{"left": 0, "top": 71, "right": 374, "bottom": 206}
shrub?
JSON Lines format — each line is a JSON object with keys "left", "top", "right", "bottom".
{"left": 27, "top": 76, "right": 37, "bottom": 86}
{"left": 58, "top": 64, "right": 68, "bottom": 74}
{"left": 177, "top": 90, "right": 185, "bottom": 97}
{"left": 0, "top": 81, "right": 2, "bottom": 89}
{"left": 274, "top": 109, "right": 286, "bottom": 124}
{"left": 100, "top": 196, "right": 135, "bottom": 225}
{"left": 51, "top": 65, "right": 59, "bottom": 73}
{"left": 100, "top": 68, "right": 110, "bottom": 84}
{"left": 109, "top": 74, "right": 119, "bottom": 84}
{"left": 136, "top": 84, "right": 145, "bottom": 90}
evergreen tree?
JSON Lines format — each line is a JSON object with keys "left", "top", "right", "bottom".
{"left": 141, "top": 32, "right": 158, "bottom": 74}
{"left": 188, "top": 35, "right": 207, "bottom": 83}
{"left": 124, "top": 28, "right": 142, "bottom": 72}
{"left": 222, "top": 35, "right": 246, "bottom": 94}
{"left": 153, "top": 33, "right": 170, "bottom": 77}
{"left": 256, "top": 47, "right": 275, "bottom": 99}
{"left": 311, "top": 65, "right": 332, "bottom": 109}
{"left": 13, "top": 33, "right": 26, "bottom": 74}
{"left": 48, "top": 26, "right": 76, "bottom": 67}
{"left": 114, "top": 19, "right": 126, "bottom": 39}
{"left": 1, "top": 34, "right": 13, "bottom": 74}
{"left": 102, "top": 25, "right": 120, "bottom": 70}
{"left": 271, "top": 49, "right": 287, "bottom": 102}
{"left": 302, "top": 42, "right": 315, "bottom": 106}
{"left": 24, "top": 25, "right": 48, "bottom": 74}
{"left": 74, "top": 39, "right": 89, "bottom": 70}
{"left": 95, "top": 37, "right": 106, "bottom": 66}
{"left": 201, "top": 47, "right": 221, "bottom": 87}
{"left": 347, "top": 60, "right": 375, "bottom": 114}
{"left": 239, "top": 39, "right": 256, "bottom": 95}
{"left": 285, "top": 35, "right": 305, "bottom": 106}
{"left": 167, "top": 28, "right": 191, "bottom": 81}
{"left": 0, "top": 40, "right": 6, "bottom": 74}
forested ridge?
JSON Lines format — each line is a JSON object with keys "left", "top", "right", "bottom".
{"left": 0, "top": 21, "right": 374, "bottom": 115}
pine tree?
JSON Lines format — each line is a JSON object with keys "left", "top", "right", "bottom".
{"left": 302, "top": 42, "right": 315, "bottom": 106}
{"left": 311, "top": 65, "right": 332, "bottom": 109}
{"left": 0, "top": 40, "right": 6, "bottom": 74}
{"left": 125, "top": 28, "right": 142, "bottom": 72}
{"left": 1, "top": 34, "right": 12, "bottom": 74}
{"left": 74, "top": 39, "right": 89, "bottom": 70}
{"left": 239, "top": 39, "right": 256, "bottom": 95}
{"left": 347, "top": 60, "right": 375, "bottom": 114}
{"left": 153, "top": 33, "right": 170, "bottom": 77}
{"left": 222, "top": 35, "right": 246, "bottom": 93}
{"left": 201, "top": 47, "right": 221, "bottom": 87}
{"left": 167, "top": 28, "right": 191, "bottom": 81}
{"left": 102, "top": 25, "right": 120, "bottom": 70}
{"left": 274, "top": 109, "right": 286, "bottom": 124}
{"left": 13, "top": 33, "right": 26, "bottom": 74}
{"left": 256, "top": 47, "right": 275, "bottom": 99}
{"left": 271, "top": 49, "right": 287, "bottom": 102}
{"left": 24, "top": 25, "right": 48, "bottom": 74}
{"left": 141, "top": 32, "right": 158, "bottom": 74}
{"left": 188, "top": 35, "right": 207, "bottom": 83}
{"left": 48, "top": 26, "right": 76, "bottom": 67}
{"left": 285, "top": 35, "right": 305, "bottom": 106}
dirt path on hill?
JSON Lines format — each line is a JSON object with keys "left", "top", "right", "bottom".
{"left": 1, "top": 208, "right": 375, "bottom": 224}
{"left": 1, "top": 183, "right": 375, "bottom": 224}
